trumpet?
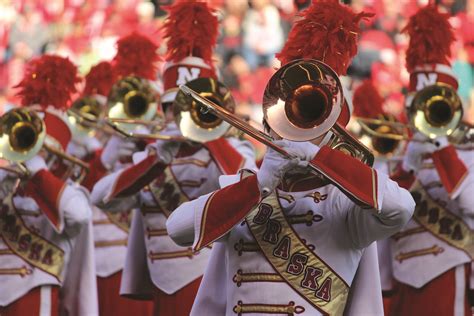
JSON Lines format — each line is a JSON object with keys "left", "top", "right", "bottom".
{"left": 179, "top": 59, "right": 375, "bottom": 206}
{"left": 0, "top": 108, "right": 89, "bottom": 180}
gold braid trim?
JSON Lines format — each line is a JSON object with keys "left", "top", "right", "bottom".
{"left": 395, "top": 245, "right": 444, "bottom": 263}
{"left": 233, "top": 301, "right": 305, "bottom": 315}
{"left": 95, "top": 239, "right": 128, "bottom": 248}
{"left": 0, "top": 266, "right": 32, "bottom": 277}
{"left": 148, "top": 248, "right": 196, "bottom": 262}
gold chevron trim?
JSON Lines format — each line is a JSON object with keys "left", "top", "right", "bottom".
{"left": 233, "top": 300, "right": 305, "bottom": 315}
{"left": 396, "top": 245, "right": 444, "bottom": 263}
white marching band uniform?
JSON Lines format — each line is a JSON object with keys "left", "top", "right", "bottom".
{"left": 0, "top": 162, "right": 98, "bottom": 316}
{"left": 166, "top": 145, "right": 415, "bottom": 315}
{"left": 91, "top": 135, "right": 256, "bottom": 298}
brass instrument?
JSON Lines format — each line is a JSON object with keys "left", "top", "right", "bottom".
{"left": 355, "top": 114, "right": 407, "bottom": 157}
{"left": 262, "top": 59, "right": 373, "bottom": 165}
{"left": 180, "top": 59, "right": 375, "bottom": 206}
{"left": 68, "top": 96, "right": 104, "bottom": 138}
{"left": 107, "top": 76, "right": 159, "bottom": 133}
{"left": 449, "top": 122, "right": 473, "bottom": 146}
{"left": 0, "top": 108, "right": 45, "bottom": 162}
{"left": 174, "top": 77, "right": 235, "bottom": 143}
{"left": 0, "top": 108, "right": 89, "bottom": 180}
{"left": 409, "top": 83, "right": 463, "bottom": 139}
{"left": 356, "top": 83, "right": 463, "bottom": 142}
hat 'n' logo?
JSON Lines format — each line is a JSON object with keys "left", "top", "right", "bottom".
{"left": 176, "top": 67, "right": 201, "bottom": 85}
{"left": 416, "top": 73, "right": 437, "bottom": 90}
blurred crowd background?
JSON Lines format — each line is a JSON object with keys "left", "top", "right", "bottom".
{"left": 0, "top": 0, "right": 473, "bottom": 124}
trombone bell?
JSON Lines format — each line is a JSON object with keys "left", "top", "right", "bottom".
{"left": 0, "top": 108, "right": 46, "bottom": 162}
{"left": 107, "top": 76, "right": 158, "bottom": 133}
{"left": 174, "top": 78, "right": 234, "bottom": 143}
{"left": 68, "top": 96, "right": 104, "bottom": 138}
{"left": 371, "top": 125, "right": 400, "bottom": 155}
{"left": 263, "top": 59, "right": 343, "bottom": 141}
{"left": 409, "top": 83, "right": 463, "bottom": 139}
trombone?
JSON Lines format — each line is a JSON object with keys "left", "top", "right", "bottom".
{"left": 0, "top": 108, "right": 89, "bottom": 181}
{"left": 68, "top": 74, "right": 186, "bottom": 142}
{"left": 179, "top": 59, "right": 376, "bottom": 207}
{"left": 68, "top": 107, "right": 185, "bottom": 142}
{"left": 354, "top": 83, "right": 466, "bottom": 144}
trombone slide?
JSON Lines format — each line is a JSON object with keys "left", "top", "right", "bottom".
{"left": 180, "top": 85, "right": 376, "bottom": 208}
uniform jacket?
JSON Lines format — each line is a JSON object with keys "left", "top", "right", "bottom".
{"left": 0, "top": 168, "right": 98, "bottom": 315}
{"left": 167, "top": 145, "right": 415, "bottom": 316}
{"left": 91, "top": 137, "right": 256, "bottom": 295}
{"left": 391, "top": 146, "right": 474, "bottom": 288}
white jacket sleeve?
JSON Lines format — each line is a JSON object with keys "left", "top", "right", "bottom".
{"left": 60, "top": 183, "right": 93, "bottom": 237}
{"left": 90, "top": 170, "right": 140, "bottom": 213}
{"left": 344, "top": 172, "right": 415, "bottom": 249}
{"left": 167, "top": 174, "right": 242, "bottom": 247}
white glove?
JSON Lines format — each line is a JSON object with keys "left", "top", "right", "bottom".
{"left": 402, "top": 133, "right": 437, "bottom": 173}
{"left": 273, "top": 140, "right": 320, "bottom": 164}
{"left": 24, "top": 155, "right": 48, "bottom": 176}
{"left": 151, "top": 123, "right": 182, "bottom": 164}
{"left": 100, "top": 136, "right": 137, "bottom": 169}
{"left": 256, "top": 140, "right": 320, "bottom": 194}
{"left": 0, "top": 169, "right": 20, "bottom": 198}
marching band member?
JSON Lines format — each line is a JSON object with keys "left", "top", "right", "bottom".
{"left": 67, "top": 59, "right": 154, "bottom": 316}
{"left": 166, "top": 1, "right": 415, "bottom": 315}
{"left": 389, "top": 5, "right": 474, "bottom": 315}
{"left": 0, "top": 55, "right": 97, "bottom": 316}
{"left": 352, "top": 79, "right": 405, "bottom": 314}
{"left": 91, "top": 2, "right": 256, "bottom": 315}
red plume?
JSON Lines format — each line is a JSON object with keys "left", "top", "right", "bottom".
{"left": 15, "top": 55, "right": 80, "bottom": 110}
{"left": 113, "top": 32, "right": 160, "bottom": 80}
{"left": 84, "top": 61, "right": 116, "bottom": 96}
{"left": 277, "top": 0, "right": 373, "bottom": 75}
{"left": 352, "top": 80, "right": 385, "bottom": 118}
{"left": 403, "top": 5, "right": 455, "bottom": 73}
{"left": 163, "top": 0, "right": 218, "bottom": 64}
